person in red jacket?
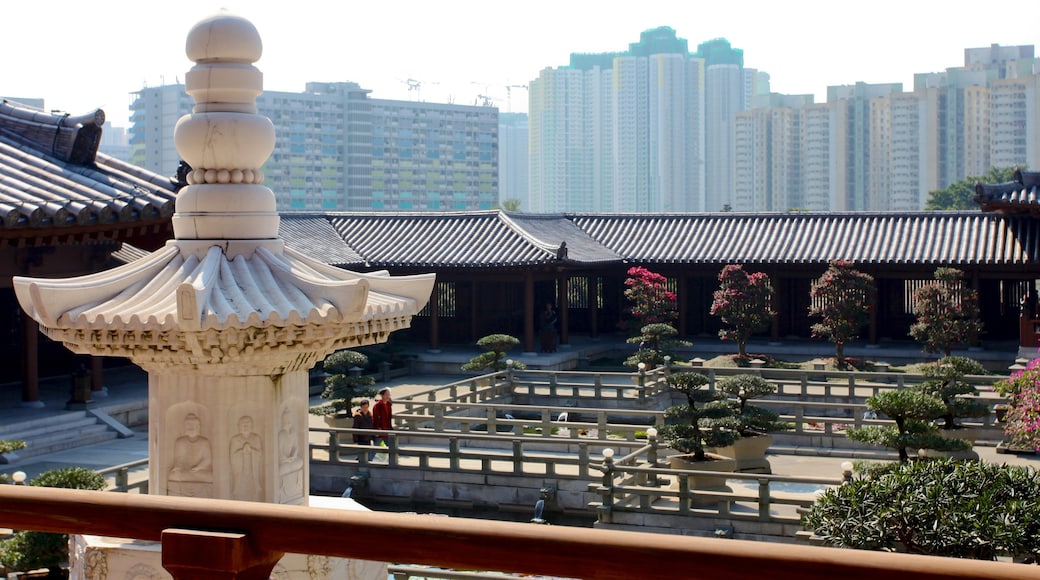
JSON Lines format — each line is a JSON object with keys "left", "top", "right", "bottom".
{"left": 372, "top": 387, "right": 393, "bottom": 442}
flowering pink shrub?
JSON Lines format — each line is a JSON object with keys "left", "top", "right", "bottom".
{"left": 710, "top": 264, "right": 774, "bottom": 358}
{"left": 1002, "top": 357, "right": 1040, "bottom": 451}
{"left": 808, "top": 260, "right": 874, "bottom": 363}
{"left": 623, "top": 266, "right": 677, "bottom": 333}
{"left": 909, "top": 268, "right": 982, "bottom": 355}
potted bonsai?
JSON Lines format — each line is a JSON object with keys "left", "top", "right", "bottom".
{"left": 916, "top": 357, "right": 989, "bottom": 450}
{"left": 658, "top": 371, "right": 741, "bottom": 493}
{"left": 707, "top": 374, "right": 791, "bottom": 473}
{"left": 309, "top": 349, "right": 377, "bottom": 428}
{"left": 846, "top": 389, "right": 971, "bottom": 462}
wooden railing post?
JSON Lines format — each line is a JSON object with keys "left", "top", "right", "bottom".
{"left": 162, "top": 528, "right": 283, "bottom": 580}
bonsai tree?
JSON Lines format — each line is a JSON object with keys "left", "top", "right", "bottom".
{"left": 658, "top": 372, "right": 740, "bottom": 461}
{"left": 624, "top": 323, "right": 688, "bottom": 369}
{"left": 716, "top": 374, "right": 790, "bottom": 436}
{"left": 622, "top": 266, "right": 677, "bottom": 335}
{"left": 309, "top": 349, "right": 376, "bottom": 417}
{"left": 808, "top": 260, "right": 874, "bottom": 365}
{"left": 461, "top": 334, "right": 526, "bottom": 372}
{"left": 710, "top": 265, "right": 775, "bottom": 359}
{"left": 0, "top": 467, "right": 105, "bottom": 577}
{"left": 909, "top": 268, "right": 983, "bottom": 355}
{"left": 804, "top": 458, "right": 1040, "bottom": 561}
{"left": 917, "top": 356, "right": 989, "bottom": 430}
{"left": 846, "top": 389, "right": 969, "bottom": 462}
{"left": 0, "top": 439, "right": 25, "bottom": 455}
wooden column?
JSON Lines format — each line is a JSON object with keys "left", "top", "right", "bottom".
{"left": 470, "top": 281, "right": 479, "bottom": 342}
{"left": 428, "top": 282, "right": 441, "bottom": 352}
{"left": 523, "top": 272, "right": 535, "bottom": 353}
{"left": 588, "top": 276, "right": 598, "bottom": 338}
{"left": 162, "top": 528, "right": 283, "bottom": 580}
{"left": 868, "top": 280, "right": 879, "bottom": 345}
{"left": 678, "top": 275, "right": 688, "bottom": 338}
{"left": 771, "top": 273, "right": 782, "bottom": 342}
{"left": 557, "top": 274, "right": 569, "bottom": 347}
{"left": 20, "top": 313, "right": 42, "bottom": 408}
{"left": 90, "top": 355, "right": 106, "bottom": 396}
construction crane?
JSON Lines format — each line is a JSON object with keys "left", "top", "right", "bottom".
{"left": 398, "top": 78, "right": 438, "bottom": 102}
{"left": 475, "top": 94, "right": 495, "bottom": 107}
{"left": 504, "top": 84, "right": 528, "bottom": 112}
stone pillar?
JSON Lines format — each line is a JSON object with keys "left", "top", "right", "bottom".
{"left": 14, "top": 11, "right": 434, "bottom": 580}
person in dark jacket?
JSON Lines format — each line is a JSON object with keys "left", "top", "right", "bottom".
{"left": 352, "top": 400, "right": 375, "bottom": 460}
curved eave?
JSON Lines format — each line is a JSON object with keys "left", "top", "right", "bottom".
{"left": 14, "top": 243, "right": 435, "bottom": 333}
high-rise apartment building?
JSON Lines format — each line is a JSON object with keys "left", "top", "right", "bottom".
{"left": 129, "top": 82, "right": 498, "bottom": 212}
{"left": 734, "top": 94, "right": 812, "bottom": 211}
{"left": 498, "top": 112, "right": 529, "bottom": 210}
{"left": 531, "top": 27, "right": 738, "bottom": 213}
{"left": 732, "top": 44, "right": 1039, "bottom": 212}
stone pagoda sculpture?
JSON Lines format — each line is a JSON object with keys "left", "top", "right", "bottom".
{"left": 13, "top": 10, "right": 433, "bottom": 579}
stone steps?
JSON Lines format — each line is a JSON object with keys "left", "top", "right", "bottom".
{"left": 0, "top": 411, "right": 119, "bottom": 460}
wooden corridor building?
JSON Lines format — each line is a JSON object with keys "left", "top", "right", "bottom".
{"left": 3, "top": 94, "right": 1039, "bottom": 405}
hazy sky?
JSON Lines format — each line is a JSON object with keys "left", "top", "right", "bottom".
{"left": 3, "top": 0, "right": 1038, "bottom": 127}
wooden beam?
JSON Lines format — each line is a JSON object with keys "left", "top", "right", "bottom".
{"left": 0, "top": 486, "right": 1033, "bottom": 580}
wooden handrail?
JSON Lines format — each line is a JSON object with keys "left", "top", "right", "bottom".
{"left": 0, "top": 485, "right": 1033, "bottom": 580}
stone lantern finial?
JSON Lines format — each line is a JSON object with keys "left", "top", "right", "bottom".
{"left": 173, "top": 11, "right": 278, "bottom": 242}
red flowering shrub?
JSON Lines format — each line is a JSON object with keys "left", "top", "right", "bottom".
{"left": 710, "top": 264, "right": 775, "bottom": 358}
{"left": 909, "top": 268, "right": 983, "bottom": 356}
{"left": 623, "top": 266, "right": 677, "bottom": 333}
{"left": 809, "top": 260, "right": 874, "bottom": 364}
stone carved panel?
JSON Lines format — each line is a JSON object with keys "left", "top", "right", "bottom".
{"left": 165, "top": 403, "right": 213, "bottom": 498}
{"left": 229, "top": 413, "right": 264, "bottom": 501}
{"left": 279, "top": 402, "right": 305, "bottom": 503}
{"left": 84, "top": 546, "right": 108, "bottom": 580}
{"left": 125, "top": 563, "right": 163, "bottom": 580}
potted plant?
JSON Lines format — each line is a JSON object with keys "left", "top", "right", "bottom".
{"left": 309, "top": 349, "right": 377, "bottom": 428}
{"left": 0, "top": 467, "right": 105, "bottom": 579}
{"left": 658, "top": 372, "right": 741, "bottom": 493}
{"left": 707, "top": 374, "right": 791, "bottom": 473}
{"left": 846, "top": 389, "right": 971, "bottom": 462}
{"left": 915, "top": 357, "right": 990, "bottom": 449}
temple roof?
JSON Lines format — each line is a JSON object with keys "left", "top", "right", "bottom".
{"left": 975, "top": 169, "right": 1040, "bottom": 214}
{"left": 270, "top": 210, "right": 1040, "bottom": 269}
{"left": 570, "top": 212, "right": 1038, "bottom": 266}
{"left": 322, "top": 210, "right": 621, "bottom": 268}
{"left": 0, "top": 100, "right": 177, "bottom": 239}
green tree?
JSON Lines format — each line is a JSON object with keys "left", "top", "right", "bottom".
{"left": 804, "top": 459, "right": 1040, "bottom": 561}
{"left": 846, "top": 389, "right": 969, "bottom": 462}
{"left": 909, "top": 268, "right": 983, "bottom": 356}
{"left": 710, "top": 264, "right": 775, "bottom": 358}
{"left": 500, "top": 198, "right": 522, "bottom": 212}
{"left": 309, "top": 350, "right": 376, "bottom": 417}
{"left": 918, "top": 356, "right": 989, "bottom": 430}
{"left": 624, "top": 322, "right": 689, "bottom": 368}
{"left": 461, "top": 334, "right": 526, "bottom": 372}
{"left": 925, "top": 166, "right": 1018, "bottom": 210}
{"left": 808, "top": 260, "right": 875, "bottom": 364}
{"left": 659, "top": 372, "right": 740, "bottom": 461}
